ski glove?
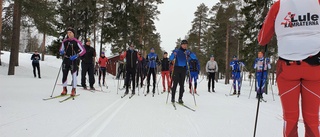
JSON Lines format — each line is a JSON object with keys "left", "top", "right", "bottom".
{"left": 70, "top": 54, "right": 78, "bottom": 61}
{"left": 59, "top": 50, "right": 64, "bottom": 55}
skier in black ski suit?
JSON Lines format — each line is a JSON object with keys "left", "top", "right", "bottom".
{"left": 31, "top": 50, "right": 41, "bottom": 78}
{"left": 120, "top": 44, "right": 139, "bottom": 95}
{"left": 80, "top": 38, "right": 96, "bottom": 90}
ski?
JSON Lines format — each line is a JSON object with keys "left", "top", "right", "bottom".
{"left": 121, "top": 93, "right": 128, "bottom": 98}
{"left": 59, "top": 94, "right": 80, "bottom": 103}
{"left": 83, "top": 89, "right": 96, "bottom": 93}
{"left": 176, "top": 102, "right": 196, "bottom": 112}
{"left": 172, "top": 102, "right": 177, "bottom": 110}
{"left": 144, "top": 92, "right": 149, "bottom": 96}
{"left": 43, "top": 94, "right": 69, "bottom": 101}
{"left": 260, "top": 98, "right": 267, "bottom": 102}
{"left": 190, "top": 92, "right": 199, "bottom": 96}
{"left": 129, "top": 94, "right": 135, "bottom": 99}
{"left": 225, "top": 94, "right": 237, "bottom": 96}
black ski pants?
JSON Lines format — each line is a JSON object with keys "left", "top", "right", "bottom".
{"left": 147, "top": 68, "right": 156, "bottom": 93}
{"left": 208, "top": 72, "right": 215, "bottom": 90}
{"left": 171, "top": 66, "right": 187, "bottom": 101}
{"left": 32, "top": 63, "right": 40, "bottom": 78}
{"left": 125, "top": 68, "right": 136, "bottom": 94}
{"left": 136, "top": 67, "right": 144, "bottom": 88}
{"left": 81, "top": 62, "right": 95, "bottom": 88}
{"left": 99, "top": 67, "right": 106, "bottom": 85}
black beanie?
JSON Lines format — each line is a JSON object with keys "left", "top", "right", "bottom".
{"left": 67, "top": 27, "right": 75, "bottom": 35}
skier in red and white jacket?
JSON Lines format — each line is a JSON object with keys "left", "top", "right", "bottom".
{"left": 258, "top": 0, "right": 320, "bottom": 137}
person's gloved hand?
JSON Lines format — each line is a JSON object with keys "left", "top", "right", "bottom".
{"left": 70, "top": 54, "right": 78, "bottom": 61}
{"left": 59, "top": 50, "right": 64, "bottom": 55}
{"left": 173, "top": 51, "right": 177, "bottom": 56}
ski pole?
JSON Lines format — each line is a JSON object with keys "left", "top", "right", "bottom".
{"left": 156, "top": 68, "right": 161, "bottom": 95}
{"left": 248, "top": 78, "right": 255, "bottom": 99}
{"left": 166, "top": 58, "right": 175, "bottom": 104}
{"left": 253, "top": 44, "right": 268, "bottom": 137}
{"left": 50, "top": 62, "right": 63, "bottom": 97}
{"left": 198, "top": 76, "right": 205, "bottom": 84}
{"left": 269, "top": 75, "right": 275, "bottom": 101}
{"left": 143, "top": 64, "right": 151, "bottom": 95}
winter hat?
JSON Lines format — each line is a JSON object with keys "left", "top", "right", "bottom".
{"left": 181, "top": 40, "right": 188, "bottom": 45}
{"left": 101, "top": 52, "right": 105, "bottom": 55}
{"left": 233, "top": 55, "right": 237, "bottom": 58}
{"left": 85, "top": 38, "right": 91, "bottom": 43}
{"left": 150, "top": 47, "right": 155, "bottom": 50}
{"left": 164, "top": 52, "right": 168, "bottom": 55}
{"left": 67, "top": 27, "right": 75, "bottom": 35}
{"left": 210, "top": 55, "right": 214, "bottom": 58}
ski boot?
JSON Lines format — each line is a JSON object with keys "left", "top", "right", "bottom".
{"left": 71, "top": 88, "right": 76, "bottom": 96}
{"left": 212, "top": 89, "right": 215, "bottom": 92}
{"left": 238, "top": 91, "right": 241, "bottom": 95}
{"left": 194, "top": 88, "right": 197, "bottom": 94}
{"left": 233, "top": 90, "right": 237, "bottom": 95}
{"left": 61, "top": 87, "right": 67, "bottom": 95}
{"left": 90, "top": 87, "right": 95, "bottom": 90}
{"left": 178, "top": 99, "right": 184, "bottom": 104}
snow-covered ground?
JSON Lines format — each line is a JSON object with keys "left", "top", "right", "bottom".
{"left": 0, "top": 51, "right": 306, "bottom": 137}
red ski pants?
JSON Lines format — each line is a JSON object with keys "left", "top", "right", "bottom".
{"left": 277, "top": 60, "right": 320, "bottom": 137}
{"left": 161, "top": 71, "right": 171, "bottom": 91}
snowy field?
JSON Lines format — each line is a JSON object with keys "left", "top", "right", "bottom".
{"left": 0, "top": 51, "right": 307, "bottom": 137}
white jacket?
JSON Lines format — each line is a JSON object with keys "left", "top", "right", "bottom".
{"left": 206, "top": 60, "right": 218, "bottom": 73}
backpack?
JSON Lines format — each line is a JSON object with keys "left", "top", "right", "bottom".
{"left": 190, "top": 59, "right": 198, "bottom": 72}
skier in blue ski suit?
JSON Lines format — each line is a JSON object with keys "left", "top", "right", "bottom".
{"left": 169, "top": 40, "right": 196, "bottom": 103}
{"left": 254, "top": 52, "right": 271, "bottom": 99}
{"left": 230, "top": 56, "right": 245, "bottom": 95}
{"left": 188, "top": 56, "right": 200, "bottom": 94}
{"left": 146, "top": 48, "right": 159, "bottom": 94}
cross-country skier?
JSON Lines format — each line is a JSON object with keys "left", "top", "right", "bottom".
{"left": 160, "top": 52, "right": 171, "bottom": 93}
{"left": 206, "top": 55, "right": 218, "bottom": 92}
{"left": 188, "top": 55, "right": 200, "bottom": 94}
{"left": 120, "top": 44, "right": 139, "bottom": 95}
{"left": 253, "top": 52, "right": 271, "bottom": 99}
{"left": 31, "top": 50, "right": 41, "bottom": 78}
{"left": 80, "top": 38, "right": 96, "bottom": 90}
{"left": 259, "top": 0, "right": 320, "bottom": 136}
{"left": 169, "top": 40, "right": 197, "bottom": 103}
{"left": 59, "top": 27, "right": 86, "bottom": 96}
{"left": 98, "top": 52, "right": 108, "bottom": 86}
{"left": 146, "top": 48, "right": 159, "bottom": 95}
{"left": 230, "top": 55, "right": 245, "bottom": 95}
{"left": 136, "top": 52, "right": 146, "bottom": 88}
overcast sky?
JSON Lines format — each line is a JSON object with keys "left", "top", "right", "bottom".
{"left": 154, "top": 0, "right": 219, "bottom": 53}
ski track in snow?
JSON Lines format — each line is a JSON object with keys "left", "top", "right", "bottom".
{"left": 68, "top": 99, "right": 123, "bottom": 137}
{"left": 90, "top": 99, "right": 129, "bottom": 137}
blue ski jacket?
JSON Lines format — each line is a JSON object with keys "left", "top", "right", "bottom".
{"left": 146, "top": 52, "right": 159, "bottom": 68}
{"left": 169, "top": 47, "right": 196, "bottom": 67}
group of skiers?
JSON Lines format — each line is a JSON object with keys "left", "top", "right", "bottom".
{"left": 54, "top": 29, "right": 268, "bottom": 104}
